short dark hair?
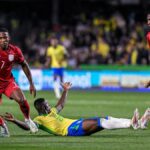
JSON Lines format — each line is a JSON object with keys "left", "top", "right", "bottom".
{"left": 34, "top": 98, "right": 45, "bottom": 108}
{"left": 0, "top": 28, "right": 8, "bottom": 32}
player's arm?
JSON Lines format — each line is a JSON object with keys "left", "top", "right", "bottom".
{"left": 55, "top": 82, "right": 72, "bottom": 113}
{"left": 64, "top": 48, "right": 69, "bottom": 58}
{"left": 62, "top": 48, "right": 69, "bottom": 60}
{"left": 44, "top": 56, "right": 51, "bottom": 68}
{"left": 44, "top": 48, "right": 52, "bottom": 68}
{"left": 59, "top": 48, "right": 69, "bottom": 65}
{"left": 20, "top": 60, "right": 36, "bottom": 97}
{"left": 145, "top": 81, "right": 150, "bottom": 88}
{"left": 1, "top": 113, "right": 30, "bottom": 130}
{"left": 144, "top": 30, "right": 150, "bottom": 88}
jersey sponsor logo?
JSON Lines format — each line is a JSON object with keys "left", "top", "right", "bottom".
{"left": 8, "top": 54, "right": 14, "bottom": 61}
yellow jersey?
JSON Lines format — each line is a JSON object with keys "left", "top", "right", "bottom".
{"left": 46, "top": 45, "right": 67, "bottom": 68}
{"left": 33, "top": 107, "right": 76, "bottom": 136}
{"left": 98, "top": 42, "right": 110, "bottom": 58}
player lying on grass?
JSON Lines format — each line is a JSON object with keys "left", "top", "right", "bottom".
{"left": 2, "top": 82, "right": 150, "bottom": 136}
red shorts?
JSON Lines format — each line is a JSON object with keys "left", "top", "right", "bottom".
{"left": 0, "top": 79, "right": 20, "bottom": 98}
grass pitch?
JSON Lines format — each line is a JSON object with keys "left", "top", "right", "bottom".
{"left": 0, "top": 90, "right": 150, "bottom": 150}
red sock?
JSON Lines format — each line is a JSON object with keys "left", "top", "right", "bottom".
{"left": 19, "top": 100, "right": 30, "bottom": 119}
{"left": 0, "top": 117, "right": 4, "bottom": 126}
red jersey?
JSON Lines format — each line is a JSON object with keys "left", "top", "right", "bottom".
{"left": 146, "top": 32, "right": 150, "bottom": 47}
{"left": 0, "top": 44, "right": 24, "bottom": 82}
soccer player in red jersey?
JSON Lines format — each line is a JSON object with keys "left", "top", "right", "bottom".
{"left": 0, "top": 28, "right": 38, "bottom": 134}
{"left": 145, "top": 14, "right": 150, "bottom": 88}
{"left": 146, "top": 14, "right": 150, "bottom": 47}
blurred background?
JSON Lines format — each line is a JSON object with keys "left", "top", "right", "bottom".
{"left": 1, "top": 1, "right": 150, "bottom": 148}
{"left": 1, "top": 0, "right": 150, "bottom": 91}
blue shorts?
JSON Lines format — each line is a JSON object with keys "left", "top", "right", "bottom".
{"left": 52, "top": 68, "right": 64, "bottom": 77}
{"left": 67, "top": 117, "right": 108, "bottom": 136}
{"left": 67, "top": 119, "right": 85, "bottom": 136}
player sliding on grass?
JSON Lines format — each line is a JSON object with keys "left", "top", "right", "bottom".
{"left": 2, "top": 82, "right": 150, "bottom": 136}
{"left": 0, "top": 28, "right": 38, "bottom": 135}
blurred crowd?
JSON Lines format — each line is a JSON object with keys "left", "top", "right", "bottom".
{"left": 0, "top": 11, "right": 149, "bottom": 68}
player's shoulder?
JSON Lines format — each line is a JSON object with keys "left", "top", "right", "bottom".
{"left": 47, "top": 46, "right": 53, "bottom": 52}
{"left": 34, "top": 114, "right": 44, "bottom": 121}
{"left": 8, "top": 44, "right": 16, "bottom": 50}
{"left": 57, "top": 45, "right": 65, "bottom": 52}
{"left": 9, "top": 44, "right": 22, "bottom": 52}
{"left": 58, "top": 44, "right": 65, "bottom": 49}
{"left": 33, "top": 116, "right": 43, "bottom": 125}
{"left": 50, "top": 107, "right": 58, "bottom": 114}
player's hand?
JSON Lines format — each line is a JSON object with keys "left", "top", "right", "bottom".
{"left": 61, "top": 82, "right": 72, "bottom": 91}
{"left": 145, "top": 81, "right": 150, "bottom": 88}
{"left": 30, "top": 84, "right": 36, "bottom": 98}
{"left": 1, "top": 112, "right": 15, "bottom": 122}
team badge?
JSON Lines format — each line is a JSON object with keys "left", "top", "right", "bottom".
{"left": 8, "top": 54, "right": 14, "bottom": 61}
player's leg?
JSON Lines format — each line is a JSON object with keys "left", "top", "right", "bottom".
{"left": 82, "top": 117, "right": 131, "bottom": 135}
{"left": 82, "top": 118, "right": 104, "bottom": 135}
{"left": 100, "top": 109, "right": 139, "bottom": 130}
{"left": 107, "top": 108, "right": 140, "bottom": 129}
{"left": 100, "top": 118, "right": 131, "bottom": 129}
{"left": 9, "top": 88, "right": 29, "bottom": 119}
{"left": 82, "top": 110, "right": 139, "bottom": 135}
{"left": 53, "top": 74, "right": 61, "bottom": 99}
{"left": 59, "top": 68, "right": 64, "bottom": 83}
{"left": 0, "top": 83, "right": 8, "bottom": 105}
{"left": 53, "top": 68, "right": 61, "bottom": 99}
{"left": 4, "top": 81, "right": 38, "bottom": 133}
{"left": 10, "top": 89, "right": 38, "bottom": 133}
{"left": 3, "top": 80, "right": 29, "bottom": 119}
{"left": 0, "top": 94, "right": 2, "bottom": 105}
{"left": 0, "top": 117, "right": 9, "bottom": 137}
{"left": 67, "top": 118, "right": 103, "bottom": 136}
{"left": 57, "top": 68, "right": 64, "bottom": 97}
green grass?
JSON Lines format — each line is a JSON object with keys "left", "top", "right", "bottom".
{"left": 0, "top": 90, "right": 150, "bottom": 150}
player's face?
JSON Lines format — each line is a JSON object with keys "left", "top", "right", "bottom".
{"left": 147, "top": 14, "right": 150, "bottom": 26}
{"left": 51, "top": 38, "right": 58, "bottom": 47}
{"left": 43, "top": 100, "right": 51, "bottom": 114}
{"left": 0, "top": 32, "right": 10, "bottom": 50}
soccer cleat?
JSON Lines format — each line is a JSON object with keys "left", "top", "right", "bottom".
{"left": 140, "top": 108, "right": 150, "bottom": 129}
{"left": 131, "top": 108, "right": 140, "bottom": 130}
{"left": 0, "top": 123, "right": 10, "bottom": 137}
{"left": 25, "top": 118, "right": 38, "bottom": 133}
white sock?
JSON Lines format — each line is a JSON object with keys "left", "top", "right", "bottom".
{"left": 101, "top": 117, "right": 131, "bottom": 129}
{"left": 53, "top": 81, "right": 61, "bottom": 99}
{"left": 108, "top": 116, "right": 131, "bottom": 123}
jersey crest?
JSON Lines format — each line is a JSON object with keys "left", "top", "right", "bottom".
{"left": 8, "top": 54, "right": 14, "bottom": 61}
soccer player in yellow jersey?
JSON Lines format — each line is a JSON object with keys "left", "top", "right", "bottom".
{"left": 2, "top": 82, "right": 150, "bottom": 136}
{"left": 45, "top": 37, "right": 68, "bottom": 99}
